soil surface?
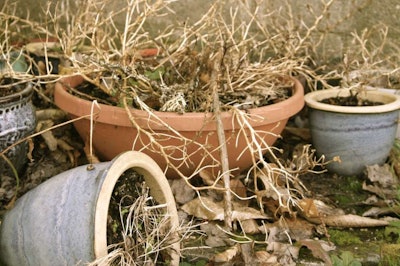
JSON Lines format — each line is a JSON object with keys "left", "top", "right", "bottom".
{"left": 320, "top": 92, "right": 384, "bottom": 106}
{"left": 1, "top": 83, "right": 399, "bottom": 265}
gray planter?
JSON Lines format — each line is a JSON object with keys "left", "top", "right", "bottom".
{"left": 0, "top": 151, "right": 180, "bottom": 266}
{"left": 305, "top": 88, "right": 400, "bottom": 176}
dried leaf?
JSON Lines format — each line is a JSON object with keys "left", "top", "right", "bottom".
{"left": 36, "top": 120, "right": 58, "bottom": 151}
{"left": 240, "top": 243, "right": 255, "bottom": 264}
{"left": 313, "top": 199, "right": 345, "bottom": 216}
{"left": 284, "top": 126, "right": 311, "bottom": 141}
{"left": 199, "top": 170, "right": 247, "bottom": 202}
{"left": 306, "top": 214, "right": 389, "bottom": 227}
{"left": 298, "top": 198, "right": 345, "bottom": 219}
{"left": 36, "top": 109, "right": 66, "bottom": 121}
{"left": 362, "top": 182, "right": 397, "bottom": 199}
{"left": 240, "top": 219, "right": 260, "bottom": 234}
{"left": 57, "top": 139, "right": 74, "bottom": 151}
{"left": 254, "top": 251, "right": 278, "bottom": 264}
{"left": 298, "top": 239, "right": 333, "bottom": 266}
{"left": 284, "top": 218, "right": 315, "bottom": 240}
{"left": 181, "top": 197, "right": 270, "bottom": 221}
{"left": 298, "top": 198, "right": 320, "bottom": 218}
{"left": 212, "top": 244, "right": 240, "bottom": 263}
{"left": 27, "top": 138, "right": 34, "bottom": 162}
{"left": 259, "top": 218, "right": 314, "bottom": 243}
{"left": 331, "top": 251, "right": 362, "bottom": 266}
{"left": 181, "top": 197, "right": 223, "bottom": 220}
{"left": 84, "top": 139, "right": 101, "bottom": 164}
{"left": 170, "top": 178, "right": 195, "bottom": 204}
{"left": 366, "top": 164, "right": 398, "bottom": 188}
{"left": 230, "top": 179, "right": 247, "bottom": 200}
{"left": 199, "top": 169, "right": 216, "bottom": 186}
{"left": 363, "top": 206, "right": 400, "bottom": 217}
{"left": 362, "top": 195, "right": 380, "bottom": 205}
{"left": 200, "top": 223, "right": 232, "bottom": 247}
{"left": 267, "top": 242, "right": 299, "bottom": 265}
{"left": 41, "top": 131, "right": 58, "bottom": 151}
{"left": 232, "top": 204, "right": 272, "bottom": 221}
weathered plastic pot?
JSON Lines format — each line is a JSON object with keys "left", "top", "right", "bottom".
{"left": 0, "top": 151, "right": 180, "bottom": 266}
{"left": 54, "top": 75, "right": 304, "bottom": 178}
{"left": 305, "top": 88, "right": 400, "bottom": 176}
{"left": 0, "top": 80, "right": 36, "bottom": 175}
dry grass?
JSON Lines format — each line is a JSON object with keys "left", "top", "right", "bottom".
{"left": 1, "top": 0, "right": 400, "bottom": 264}
{"left": 87, "top": 181, "right": 179, "bottom": 266}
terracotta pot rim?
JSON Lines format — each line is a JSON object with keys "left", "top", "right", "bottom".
{"left": 304, "top": 88, "right": 400, "bottom": 114}
{"left": 54, "top": 75, "right": 304, "bottom": 130}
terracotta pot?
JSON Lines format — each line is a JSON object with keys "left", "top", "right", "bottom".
{"left": 54, "top": 75, "right": 304, "bottom": 178}
{"left": 305, "top": 88, "right": 400, "bottom": 176}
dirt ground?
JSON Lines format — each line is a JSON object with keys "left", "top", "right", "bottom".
{"left": 1, "top": 88, "right": 399, "bottom": 265}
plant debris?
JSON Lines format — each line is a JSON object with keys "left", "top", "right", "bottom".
{"left": 106, "top": 169, "right": 174, "bottom": 265}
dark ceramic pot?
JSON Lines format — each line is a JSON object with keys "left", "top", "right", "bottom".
{"left": 0, "top": 81, "right": 36, "bottom": 175}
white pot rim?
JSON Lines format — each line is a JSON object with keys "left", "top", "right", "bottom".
{"left": 94, "top": 151, "right": 180, "bottom": 263}
{"left": 304, "top": 88, "right": 400, "bottom": 113}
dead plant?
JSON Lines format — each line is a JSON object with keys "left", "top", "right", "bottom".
{"left": 49, "top": 0, "right": 336, "bottom": 226}
{"left": 3, "top": 0, "right": 393, "bottom": 264}
{"left": 88, "top": 180, "right": 178, "bottom": 266}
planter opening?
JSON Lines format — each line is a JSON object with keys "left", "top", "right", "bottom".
{"left": 319, "top": 89, "right": 384, "bottom": 106}
{"left": 0, "top": 151, "right": 180, "bottom": 266}
{"left": 104, "top": 168, "right": 175, "bottom": 265}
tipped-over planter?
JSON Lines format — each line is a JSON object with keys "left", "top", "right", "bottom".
{"left": 305, "top": 88, "right": 400, "bottom": 176}
{"left": 54, "top": 75, "right": 304, "bottom": 178}
{"left": 0, "top": 151, "right": 180, "bottom": 266}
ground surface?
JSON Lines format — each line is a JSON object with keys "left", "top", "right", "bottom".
{"left": 1, "top": 90, "right": 399, "bottom": 265}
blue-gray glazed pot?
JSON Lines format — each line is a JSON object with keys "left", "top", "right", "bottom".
{"left": 305, "top": 88, "right": 400, "bottom": 176}
{"left": 0, "top": 151, "right": 180, "bottom": 266}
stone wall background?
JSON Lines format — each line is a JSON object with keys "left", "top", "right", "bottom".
{"left": 1, "top": 0, "right": 399, "bottom": 67}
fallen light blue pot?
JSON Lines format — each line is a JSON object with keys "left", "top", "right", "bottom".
{"left": 0, "top": 151, "right": 180, "bottom": 266}
{"left": 305, "top": 88, "right": 400, "bottom": 176}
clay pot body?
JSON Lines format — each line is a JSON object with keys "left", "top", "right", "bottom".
{"left": 54, "top": 75, "right": 304, "bottom": 178}
{"left": 305, "top": 88, "right": 400, "bottom": 176}
{"left": 0, "top": 151, "right": 180, "bottom": 265}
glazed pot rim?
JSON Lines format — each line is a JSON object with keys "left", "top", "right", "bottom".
{"left": 0, "top": 81, "right": 33, "bottom": 104}
{"left": 304, "top": 87, "right": 400, "bottom": 114}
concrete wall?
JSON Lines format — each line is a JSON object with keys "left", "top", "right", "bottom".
{"left": 1, "top": 0, "right": 399, "bottom": 66}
